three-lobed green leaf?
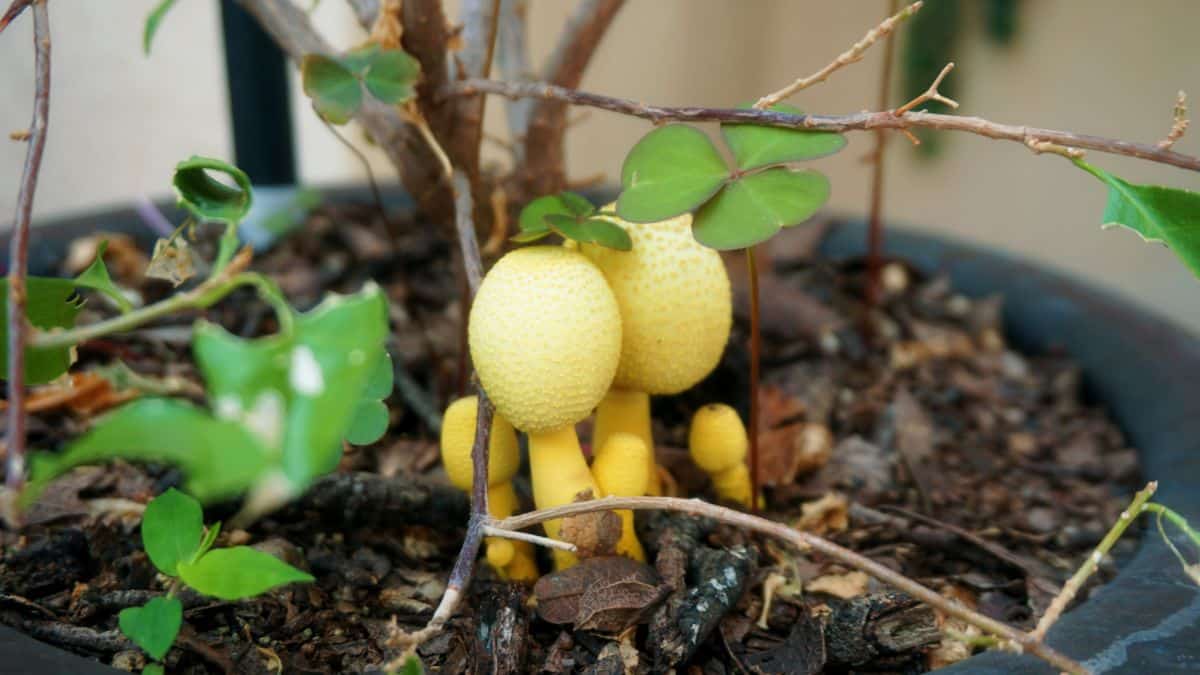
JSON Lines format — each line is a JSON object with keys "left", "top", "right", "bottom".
{"left": 301, "top": 46, "right": 420, "bottom": 124}
{"left": 1074, "top": 159, "right": 1200, "bottom": 278}
{"left": 118, "top": 596, "right": 182, "bottom": 661}
{"left": 363, "top": 49, "right": 420, "bottom": 104}
{"left": 302, "top": 55, "right": 362, "bottom": 125}
{"left": 693, "top": 168, "right": 830, "bottom": 250}
{"left": 142, "top": 488, "right": 204, "bottom": 577}
{"left": 618, "top": 125, "right": 730, "bottom": 223}
{"left": 515, "top": 192, "right": 631, "bottom": 250}
{"left": 177, "top": 546, "right": 314, "bottom": 600}
{"left": 721, "top": 103, "right": 846, "bottom": 170}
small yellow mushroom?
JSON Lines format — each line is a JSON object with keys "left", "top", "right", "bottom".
{"left": 689, "top": 403, "right": 756, "bottom": 508}
{"left": 580, "top": 208, "right": 732, "bottom": 495}
{"left": 469, "top": 246, "right": 622, "bottom": 569}
{"left": 590, "top": 432, "right": 650, "bottom": 561}
{"left": 440, "top": 396, "right": 537, "bottom": 581}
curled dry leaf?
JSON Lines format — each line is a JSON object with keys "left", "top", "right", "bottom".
{"left": 807, "top": 570, "right": 869, "bottom": 599}
{"left": 928, "top": 584, "right": 981, "bottom": 670}
{"left": 533, "top": 556, "right": 666, "bottom": 632}
{"left": 758, "top": 386, "right": 833, "bottom": 485}
{"left": 146, "top": 236, "right": 196, "bottom": 286}
{"left": 0, "top": 372, "right": 136, "bottom": 416}
{"left": 559, "top": 489, "right": 622, "bottom": 558}
{"left": 794, "top": 492, "right": 849, "bottom": 535}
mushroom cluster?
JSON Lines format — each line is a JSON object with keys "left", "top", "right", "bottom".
{"left": 442, "top": 207, "right": 755, "bottom": 578}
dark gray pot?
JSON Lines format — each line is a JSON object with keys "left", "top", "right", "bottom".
{"left": 2, "top": 193, "right": 1197, "bottom": 674}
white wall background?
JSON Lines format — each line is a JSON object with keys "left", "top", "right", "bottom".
{"left": 1, "top": 1, "right": 1198, "bottom": 332}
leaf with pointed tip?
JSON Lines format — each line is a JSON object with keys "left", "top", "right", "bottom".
{"left": 301, "top": 54, "right": 362, "bottom": 125}
{"left": 172, "top": 156, "right": 253, "bottom": 227}
{"left": 518, "top": 194, "right": 577, "bottom": 235}
{"left": 0, "top": 277, "right": 82, "bottom": 384}
{"left": 142, "top": 488, "right": 204, "bottom": 576}
{"left": 118, "top": 597, "right": 181, "bottom": 661}
{"left": 510, "top": 230, "right": 552, "bottom": 244}
{"left": 545, "top": 215, "right": 632, "bottom": 251}
{"left": 74, "top": 241, "right": 132, "bottom": 313}
{"left": 196, "top": 522, "right": 221, "bottom": 560}
{"left": 721, "top": 103, "right": 846, "bottom": 170}
{"left": 618, "top": 125, "right": 729, "bottom": 223}
{"left": 177, "top": 546, "right": 313, "bottom": 600}
{"left": 142, "top": 0, "right": 177, "bottom": 55}
{"left": 693, "top": 168, "right": 830, "bottom": 250}
{"left": 1074, "top": 159, "right": 1200, "bottom": 278}
{"left": 363, "top": 49, "right": 419, "bottom": 104}
{"left": 558, "top": 191, "right": 595, "bottom": 217}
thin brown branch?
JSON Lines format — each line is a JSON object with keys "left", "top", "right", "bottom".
{"left": 453, "top": 0, "right": 502, "bottom": 179}
{"left": 1157, "top": 90, "right": 1189, "bottom": 150}
{"left": 1031, "top": 481, "right": 1158, "bottom": 642}
{"left": 494, "top": 496, "right": 1086, "bottom": 674}
{"left": 518, "top": 0, "right": 625, "bottom": 198}
{"left": 450, "top": 78, "right": 1200, "bottom": 172}
{"left": 495, "top": 0, "right": 534, "bottom": 160}
{"left": 5, "top": 0, "right": 50, "bottom": 492}
{"left": 755, "top": 0, "right": 921, "bottom": 109}
{"left": 865, "top": 0, "right": 901, "bottom": 306}
{"left": 0, "top": 0, "right": 32, "bottom": 34}
{"left": 895, "top": 61, "right": 958, "bottom": 114}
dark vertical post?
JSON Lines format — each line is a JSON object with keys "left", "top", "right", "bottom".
{"left": 219, "top": 0, "right": 297, "bottom": 186}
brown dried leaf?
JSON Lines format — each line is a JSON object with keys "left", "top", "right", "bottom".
{"left": 534, "top": 556, "right": 662, "bottom": 628}
{"left": 145, "top": 236, "right": 195, "bottom": 286}
{"left": 558, "top": 489, "right": 621, "bottom": 558}
{"left": 807, "top": 571, "right": 869, "bottom": 599}
{"left": 577, "top": 576, "right": 668, "bottom": 632}
{"left": 794, "top": 492, "right": 849, "bottom": 535}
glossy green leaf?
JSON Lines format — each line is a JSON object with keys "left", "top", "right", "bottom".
{"left": 142, "top": 488, "right": 204, "bottom": 576}
{"left": 172, "top": 156, "right": 253, "bottom": 227}
{"left": 178, "top": 547, "right": 313, "bottom": 600}
{"left": 618, "top": 125, "right": 730, "bottom": 222}
{"left": 345, "top": 400, "right": 389, "bottom": 445}
{"left": 142, "top": 0, "right": 177, "bottom": 55}
{"left": 558, "top": 191, "right": 595, "bottom": 217}
{"left": 518, "top": 194, "right": 576, "bottom": 235}
{"left": 693, "top": 168, "right": 830, "bottom": 250}
{"left": 26, "top": 399, "right": 270, "bottom": 505}
{"left": 721, "top": 103, "right": 846, "bottom": 170}
{"left": 509, "top": 230, "right": 552, "bottom": 244}
{"left": 118, "top": 597, "right": 182, "bottom": 661}
{"left": 363, "top": 49, "right": 419, "bottom": 104}
{"left": 1074, "top": 159, "right": 1200, "bottom": 278}
{"left": 301, "top": 54, "right": 362, "bottom": 125}
{"left": 544, "top": 215, "right": 632, "bottom": 251}
{"left": 196, "top": 522, "right": 221, "bottom": 559}
{"left": 0, "top": 277, "right": 82, "bottom": 384}
{"left": 74, "top": 241, "right": 133, "bottom": 313}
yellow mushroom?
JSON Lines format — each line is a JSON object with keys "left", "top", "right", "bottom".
{"left": 590, "top": 432, "right": 650, "bottom": 561}
{"left": 689, "top": 403, "right": 756, "bottom": 508}
{"left": 440, "top": 396, "right": 537, "bottom": 582}
{"left": 579, "top": 209, "right": 732, "bottom": 495}
{"left": 469, "top": 246, "right": 622, "bottom": 569}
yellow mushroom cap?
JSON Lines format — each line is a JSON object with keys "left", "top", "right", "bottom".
{"left": 469, "top": 246, "right": 622, "bottom": 433}
{"left": 592, "top": 432, "right": 651, "bottom": 497}
{"left": 440, "top": 396, "right": 520, "bottom": 491}
{"left": 580, "top": 209, "right": 731, "bottom": 395}
{"left": 689, "top": 403, "right": 748, "bottom": 474}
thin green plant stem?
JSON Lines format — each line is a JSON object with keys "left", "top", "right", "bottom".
{"left": 1030, "top": 481, "right": 1158, "bottom": 641}
{"left": 1143, "top": 502, "right": 1200, "bottom": 559}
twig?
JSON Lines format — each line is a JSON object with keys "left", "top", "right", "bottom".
{"left": 450, "top": 78, "right": 1200, "bottom": 173}
{"left": 492, "top": 496, "right": 1086, "bottom": 674}
{"left": 865, "top": 0, "right": 901, "bottom": 305}
{"left": 894, "top": 62, "right": 958, "bottom": 115}
{"left": 1157, "top": 90, "right": 1188, "bottom": 150}
{"left": 518, "top": 0, "right": 626, "bottom": 197}
{"left": 1031, "top": 481, "right": 1158, "bottom": 641}
{"left": 5, "top": 0, "right": 50, "bottom": 492}
{"left": 755, "top": 0, "right": 921, "bottom": 109}
{"left": 481, "top": 524, "right": 576, "bottom": 552}
{"left": 0, "top": 0, "right": 32, "bottom": 34}
{"left": 495, "top": 0, "right": 534, "bottom": 160}
{"left": 455, "top": 0, "right": 502, "bottom": 174}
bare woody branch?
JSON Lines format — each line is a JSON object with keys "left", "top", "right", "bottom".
{"left": 0, "top": 0, "right": 32, "bottom": 34}
{"left": 495, "top": 0, "right": 535, "bottom": 161}
{"left": 450, "top": 78, "right": 1200, "bottom": 172}
{"left": 453, "top": 0, "right": 502, "bottom": 179}
{"left": 517, "top": 0, "right": 626, "bottom": 199}
{"left": 895, "top": 61, "right": 958, "bottom": 114}
{"left": 5, "top": 0, "right": 50, "bottom": 492}
{"left": 1158, "top": 90, "right": 1189, "bottom": 150}
{"left": 755, "top": 0, "right": 922, "bottom": 109}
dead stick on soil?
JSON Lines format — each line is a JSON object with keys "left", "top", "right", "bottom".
{"left": 495, "top": 496, "right": 1087, "bottom": 674}
{"left": 754, "top": 0, "right": 920, "bottom": 109}
{"left": 4, "top": 0, "right": 50, "bottom": 493}
{"left": 1030, "top": 481, "right": 1158, "bottom": 642}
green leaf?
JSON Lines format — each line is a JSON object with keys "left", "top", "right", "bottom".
{"left": 301, "top": 54, "right": 362, "bottom": 124}
{"left": 339, "top": 44, "right": 380, "bottom": 75}
{"left": 118, "top": 597, "right": 181, "bottom": 661}
{"left": 618, "top": 125, "right": 730, "bottom": 222}
{"left": 693, "top": 168, "right": 830, "bottom": 250}
{"left": 142, "top": 0, "right": 177, "bottom": 55}
{"left": 142, "top": 488, "right": 204, "bottom": 576}
{"left": 558, "top": 191, "right": 595, "bottom": 217}
{"left": 1074, "top": 159, "right": 1200, "bottom": 278}
{"left": 74, "top": 241, "right": 133, "bottom": 313}
{"left": 518, "top": 194, "right": 577, "bottom": 235}
{"left": 0, "top": 277, "right": 82, "bottom": 384}
{"left": 363, "top": 49, "right": 420, "bottom": 104}
{"left": 509, "top": 229, "right": 552, "bottom": 244}
{"left": 144, "top": 664, "right": 165, "bottom": 675}
{"left": 345, "top": 400, "right": 389, "bottom": 445}
{"left": 177, "top": 547, "right": 313, "bottom": 600}
{"left": 721, "top": 103, "right": 846, "bottom": 170}
{"left": 363, "top": 351, "right": 394, "bottom": 399}
{"left": 26, "top": 398, "right": 271, "bottom": 505}
{"left": 398, "top": 655, "right": 425, "bottom": 675}
{"left": 543, "top": 215, "right": 632, "bottom": 251}
{"left": 196, "top": 522, "right": 221, "bottom": 560}
{"left": 172, "top": 156, "right": 253, "bottom": 227}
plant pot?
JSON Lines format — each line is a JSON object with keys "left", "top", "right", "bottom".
{"left": 1, "top": 189, "right": 1197, "bottom": 674}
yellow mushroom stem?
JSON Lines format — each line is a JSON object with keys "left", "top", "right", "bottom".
{"left": 689, "top": 403, "right": 758, "bottom": 509}
{"left": 592, "top": 388, "right": 661, "bottom": 495}
{"left": 485, "top": 483, "right": 538, "bottom": 581}
{"left": 591, "top": 432, "right": 650, "bottom": 561}
{"left": 528, "top": 425, "right": 603, "bottom": 569}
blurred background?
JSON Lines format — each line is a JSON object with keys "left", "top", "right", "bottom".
{"left": 1, "top": 1, "right": 1197, "bottom": 330}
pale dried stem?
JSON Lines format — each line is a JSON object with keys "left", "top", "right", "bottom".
{"left": 1025, "top": 138, "right": 1084, "bottom": 160}
{"left": 755, "top": 0, "right": 922, "bottom": 109}
{"left": 1030, "top": 481, "right": 1158, "bottom": 642}
{"left": 1157, "top": 90, "right": 1189, "bottom": 150}
{"left": 895, "top": 61, "right": 958, "bottom": 114}
{"left": 481, "top": 524, "right": 576, "bottom": 552}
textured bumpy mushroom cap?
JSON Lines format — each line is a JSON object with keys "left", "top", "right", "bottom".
{"left": 689, "top": 403, "right": 749, "bottom": 474}
{"left": 469, "top": 246, "right": 622, "bottom": 433}
{"left": 440, "top": 396, "right": 520, "bottom": 491}
{"left": 581, "top": 209, "right": 732, "bottom": 395}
